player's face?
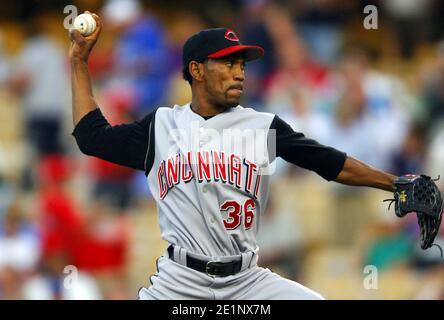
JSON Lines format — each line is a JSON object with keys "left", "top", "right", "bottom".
{"left": 203, "top": 54, "right": 246, "bottom": 109}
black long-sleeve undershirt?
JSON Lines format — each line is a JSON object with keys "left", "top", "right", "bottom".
{"left": 72, "top": 110, "right": 346, "bottom": 180}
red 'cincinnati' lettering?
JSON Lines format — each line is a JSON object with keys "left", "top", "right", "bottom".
{"left": 167, "top": 154, "right": 180, "bottom": 187}
{"left": 229, "top": 154, "right": 242, "bottom": 188}
{"left": 181, "top": 152, "right": 193, "bottom": 182}
{"left": 197, "top": 151, "right": 212, "bottom": 182}
{"left": 213, "top": 151, "right": 227, "bottom": 182}
{"left": 243, "top": 159, "right": 257, "bottom": 194}
{"left": 157, "top": 152, "right": 261, "bottom": 200}
{"left": 158, "top": 161, "right": 168, "bottom": 199}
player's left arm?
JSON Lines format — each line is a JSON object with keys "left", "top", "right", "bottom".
{"left": 334, "top": 156, "right": 397, "bottom": 192}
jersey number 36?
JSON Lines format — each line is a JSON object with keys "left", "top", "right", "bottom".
{"left": 220, "top": 199, "right": 255, "bottom": 230}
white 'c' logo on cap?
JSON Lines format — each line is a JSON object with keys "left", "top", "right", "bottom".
{"left": 224, "top": 30, "right": 239, "bottom": 42}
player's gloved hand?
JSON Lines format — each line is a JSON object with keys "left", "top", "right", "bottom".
{"left": 68, "top": 12, "right": 102, "bottom": 63}
{"left": 384, "top": 174, "right": 443, "bottom": 255}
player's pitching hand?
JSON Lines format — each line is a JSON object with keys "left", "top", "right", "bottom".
{"left": 68, "top": 12, "right": 102, "bottom": 63}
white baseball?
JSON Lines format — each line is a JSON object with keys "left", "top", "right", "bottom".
{"left": 73, "top": 13, "right": 97, "bottom": 36}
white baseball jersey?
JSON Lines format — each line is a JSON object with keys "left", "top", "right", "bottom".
{"left": 147, "top": 104, "right": 274, "bottom": 257}
{"left": 73, "top": 102, "right": 346, "bottom": 299}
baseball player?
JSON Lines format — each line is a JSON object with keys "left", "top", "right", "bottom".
{"left": 68, "top": 13, "right": 441, "bottom": 299}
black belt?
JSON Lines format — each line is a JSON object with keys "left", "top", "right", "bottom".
{"left": 167, "top": 245, "right": 242, "bottom": 277}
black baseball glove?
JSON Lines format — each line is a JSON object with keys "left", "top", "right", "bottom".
{"left": 384, "top": 174, "right": 443, "bottom": 253}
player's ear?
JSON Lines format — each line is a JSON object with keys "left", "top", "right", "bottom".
{"left": 189, "top": 61, "right": 204, "bottom": 82}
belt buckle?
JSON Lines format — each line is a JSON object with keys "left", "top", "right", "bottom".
{"left": 205, "top": 260, "right": 224, "bottom": 277}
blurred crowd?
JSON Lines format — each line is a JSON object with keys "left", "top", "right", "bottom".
{"left": 1, "top": 0, "right": 444, "bottom": 299}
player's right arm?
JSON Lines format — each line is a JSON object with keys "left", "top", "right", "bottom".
{"left": 68, "top": 12, "right": 102, "bottom": 126}
{"left": 68, "top": 13, "right": 155, "bottom": 173}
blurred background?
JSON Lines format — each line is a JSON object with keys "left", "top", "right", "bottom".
{"left": 0, "top": 0, "right": 444, "bottom": 300}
